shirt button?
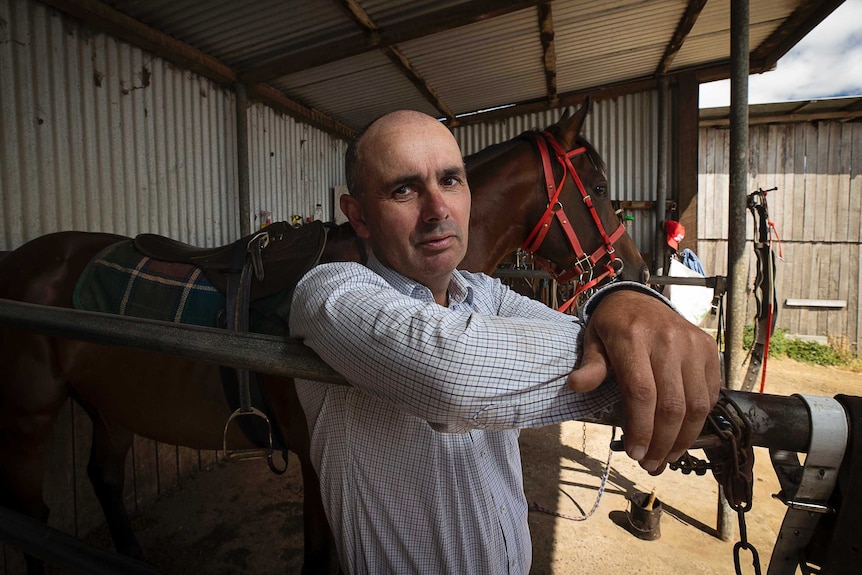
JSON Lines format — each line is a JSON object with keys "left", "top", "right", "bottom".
{"left": 500, "top": 505, "right": 507, "bottom": 514}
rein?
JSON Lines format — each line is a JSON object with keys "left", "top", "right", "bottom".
{"left": 521, "top": 130, "right": 626, "bottom": 312}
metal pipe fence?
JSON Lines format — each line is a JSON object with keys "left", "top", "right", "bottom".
{"left": 0, "top": 297, "right": 809, "bottom": 453}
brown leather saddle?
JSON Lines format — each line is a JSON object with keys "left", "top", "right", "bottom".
{"left": 135, "top": 220, "right": 326, "bottom": 301}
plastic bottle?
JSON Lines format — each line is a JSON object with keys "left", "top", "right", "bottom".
{"left": 312, "top": 203, "right": 323, "bottom": 222}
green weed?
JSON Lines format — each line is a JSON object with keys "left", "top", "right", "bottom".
{"left": 742, "top": 325, "right": 859, "bottom": 368}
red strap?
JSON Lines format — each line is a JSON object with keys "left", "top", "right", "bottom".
{"left": 521, "top": 130, "right": 627, "bottom": 294}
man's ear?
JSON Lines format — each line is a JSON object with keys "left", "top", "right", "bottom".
{"left": 340, "top": 193, "right": 370, "bottom": 238}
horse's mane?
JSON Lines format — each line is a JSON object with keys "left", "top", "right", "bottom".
{"left": 463, "top": 136, "right": 522, "bottom": 169}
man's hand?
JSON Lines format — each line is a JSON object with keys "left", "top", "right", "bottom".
{"left": 567, "top": 289, "right": 721, "bottom": 473}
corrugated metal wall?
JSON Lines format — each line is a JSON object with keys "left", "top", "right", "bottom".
{"left": 0, "top": 0, "right": 239, "bottom": 249}
{"left": 247, "top": 103, "right": 347, "bottom": 228}
{"left": 0, "top": 0, "right": 347, "bottom": 252}
{"left": 452, "top": 92, "right": 660, "bottom": 255}
{"left": 698, "top": 121, "right": 862, "bottom": 352}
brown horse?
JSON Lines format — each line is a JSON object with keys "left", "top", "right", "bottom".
{"left": 0, "top": 100, "right": 647, "bottom": 574}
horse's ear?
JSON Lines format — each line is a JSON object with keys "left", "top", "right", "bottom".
{"left": 556, "top": 96, "right": 591, "bottom": 149}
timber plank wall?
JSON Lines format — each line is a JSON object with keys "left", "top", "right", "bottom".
{"left": 697, "top": 120, "right": 861, "bottom": 354}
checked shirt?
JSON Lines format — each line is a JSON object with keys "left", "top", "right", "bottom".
{"left": 290, "top": 257, "right": 629, "bottom": 574}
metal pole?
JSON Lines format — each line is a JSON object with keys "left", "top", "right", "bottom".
{"left": 0, "top": 297, "right": 812, "bottom": 453}
{"left": 719, "top": 0, "right": 751, "bottom": 542}
{"left": 653, "top": 76, "right": 670, "bottom": 276}
{"left": 236, "top": 83, "right": 251, "bottom": 237}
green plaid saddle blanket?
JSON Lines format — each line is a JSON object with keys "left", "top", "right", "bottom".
{"left": 73, "top": 240, "right": 292, "bottom": 335}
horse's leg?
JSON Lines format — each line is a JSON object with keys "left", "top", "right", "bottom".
{"left": 0, "top": 439, "right": 51, "bottom": 575}
{"left": 77, "top": 401, "right": 143, "bottom": 559}
{"left": 0, "top": 333, "right": 68, "bottom": 575}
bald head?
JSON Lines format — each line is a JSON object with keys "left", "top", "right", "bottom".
{"left": 345, "top": 111, "right": 460, "bottom": 198}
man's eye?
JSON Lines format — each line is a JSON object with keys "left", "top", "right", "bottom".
{"left": 393, "top": 186, "right": 412, "bottom": 197}
{"left": 442, "top": 176, "right": 460, "bottom": 187}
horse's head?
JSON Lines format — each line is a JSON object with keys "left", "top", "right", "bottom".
{"left": 462, "top": 97, "right": 648, "bottom": 301}
{"left": 521, "top": 98, "right": 649, "bottom": 296}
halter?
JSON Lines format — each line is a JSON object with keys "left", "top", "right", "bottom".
{"left": 521, "top": 130, "right": 627, "bottom": 312}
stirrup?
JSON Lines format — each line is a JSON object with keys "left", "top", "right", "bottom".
{"left": 221, "top": 407, "right": 288, "bottom": 474}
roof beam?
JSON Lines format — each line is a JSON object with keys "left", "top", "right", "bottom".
{"left": 330, "top": 0, "right": 455, "bottom": 121}
{"left": 537, "top": 2, "right": 558, "bottom": 103}
{"left": 241, "top": 0, "right": 546, "bottom": 84}
{"left": 37, "top": 0, "right": 352, "bottom": 139}
{"left": 249, "top": 84, "right": 355, "bottom": 140}
{"left": 447, "top": 77, "right": 659, "bottom": 128}
{"left": 381, "top": 47, "right": 456, "bottom": 121}
{"left": 39, "top": 0, "right": 236, "bottom": 85}
{"left": 700, "top": 109, "right": 862, "bottom": 127}
{"left": 750, "top": 0, "right": 846, "bottom": 72}
{"left": 655, "top": 0, "right": 708, "bottom": 76}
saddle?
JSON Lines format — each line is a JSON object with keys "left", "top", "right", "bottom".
{"left": 135, "top": 221, "right": 327, "bottom": 474}
{"left": 135, "top": 220, "right": 326, "bottom": 301}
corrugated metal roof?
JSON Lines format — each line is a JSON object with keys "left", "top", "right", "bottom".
{"left": 400, "top": 10, "right": 547, "bottom": 113}
{"left": 34, "top": 0, "right": 849, "bottom": 135}
{"left": 673, "top": 0, "right": 797, "bottom": 70}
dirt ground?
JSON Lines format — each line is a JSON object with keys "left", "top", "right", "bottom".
{"left": 35, "top": 358, "right": 862, "bottom": 574}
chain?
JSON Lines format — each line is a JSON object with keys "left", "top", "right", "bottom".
{"left": 733, "top": 507, "right": 761, "bottom": 575}
{"left": 531, "top": 426, "right": 617, "bottom": 521}
{"left": 668, "top": 391, "right": 761, "bottom": 575}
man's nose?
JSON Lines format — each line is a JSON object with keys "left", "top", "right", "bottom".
{"left": 421, "top": 187, "right": 449, "bottom": 221}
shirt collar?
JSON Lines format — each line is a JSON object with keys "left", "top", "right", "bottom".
{"left": 366, "top": 255, "right": 473, "bottom": 307}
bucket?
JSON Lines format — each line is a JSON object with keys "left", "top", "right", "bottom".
{"left": 628, "top": 490, "right": 662, "bottom": 540}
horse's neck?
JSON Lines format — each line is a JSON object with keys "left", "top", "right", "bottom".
{"left": 319, "top": 223, "right": 363, "bottom": 264}
{"left": 461, "top": 151, "right": 538, "bottom": 274}
{"left": 459, "top": 212, "right": 525, "bottom": 275}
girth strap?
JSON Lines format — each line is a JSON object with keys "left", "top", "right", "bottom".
{"left": 221, "top": 230, "right": 290, "bottom": 474}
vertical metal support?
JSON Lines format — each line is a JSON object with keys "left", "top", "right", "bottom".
{"left": 719, "top": 0, "right": 750, "bottom": 542}
{"left": 236, "top": 83, "right": 251, "bottom": 237}
{"left": 653, "top": 76, "right": 669, "bottom": 276}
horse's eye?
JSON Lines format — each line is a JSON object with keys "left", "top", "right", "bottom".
{"left": 594, "top": 184, "right": 608, "bottom": 196}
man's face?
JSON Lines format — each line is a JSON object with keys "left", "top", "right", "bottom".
{"left": 343, "top": 112, "right": 471, "bottom": 296}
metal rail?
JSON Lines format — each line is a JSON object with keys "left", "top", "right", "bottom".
{"left": 0, "top": 507, "right": 165, "bottom": 575}
{"left": 0, "top": 297, "right": 811, "bottom": 453}
{"left": 492, "top": 268, "right": 725, "bottom": 289}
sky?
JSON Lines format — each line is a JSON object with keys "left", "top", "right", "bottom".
{"left": 698, "top": 0, "right": 862, "bottom": 108}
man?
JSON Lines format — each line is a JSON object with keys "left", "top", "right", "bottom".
{"left": 290, "top": 110, "right": 720, "bottom": 574}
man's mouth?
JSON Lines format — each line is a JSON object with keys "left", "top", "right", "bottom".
{"left": 418, "top": 234, "right": 455, "bottom": 250}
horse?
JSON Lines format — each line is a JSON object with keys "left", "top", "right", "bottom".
{"left": 0, "top": 99, "right": 648, "bottom": 574}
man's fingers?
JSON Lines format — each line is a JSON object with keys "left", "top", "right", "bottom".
{"left": 613, "top": 350, "right": 659, "bottom": 466}
{"left": 666, "top": 341, "right": 722, "bottom": 458}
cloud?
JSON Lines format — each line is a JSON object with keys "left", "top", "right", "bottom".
{"left": 699, "top": 0, "right": 862, "bottom": 107}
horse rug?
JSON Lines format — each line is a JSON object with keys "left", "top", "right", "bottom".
{"left": 73, "top": 239, "right": 293, "bottom": 335}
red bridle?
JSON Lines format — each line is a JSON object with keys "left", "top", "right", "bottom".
{"left": 521, "top": 130, "right": 627, "bottom": 312}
